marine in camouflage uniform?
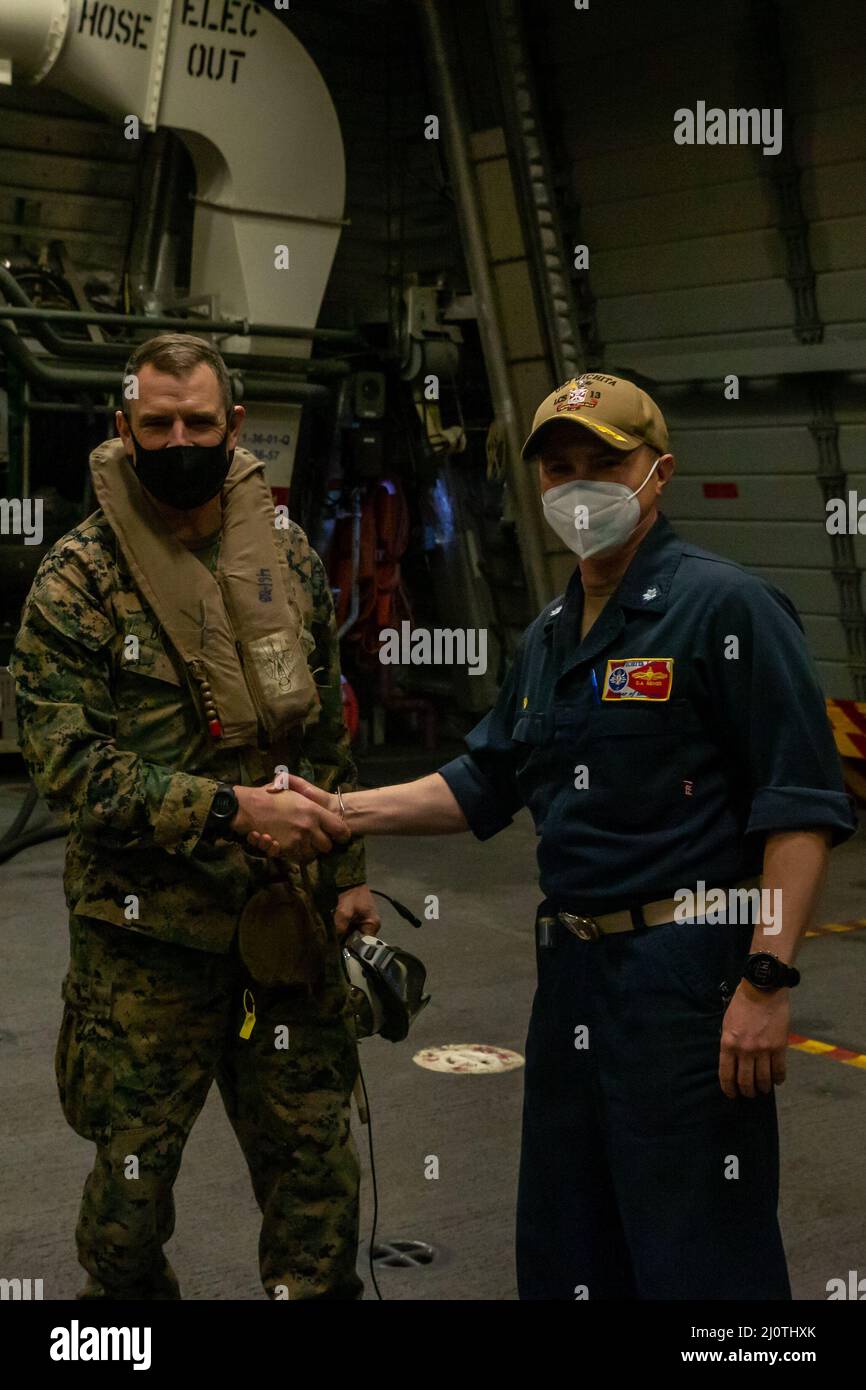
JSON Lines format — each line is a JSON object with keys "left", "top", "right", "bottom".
{"left": 9, "top": 503, "right": 367, "bottom": 1300}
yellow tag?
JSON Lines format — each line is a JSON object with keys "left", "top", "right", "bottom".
{"left": 239, "top": 988, "right": 256, "bottom": 1040}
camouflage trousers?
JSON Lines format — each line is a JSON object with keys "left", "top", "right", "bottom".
{"left": 55, "top": 911, "right": 363, "bottom": 1300}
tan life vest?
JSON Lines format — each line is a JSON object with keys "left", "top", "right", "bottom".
{"left": 89, "top": 436, "right": 321, "bottom": 748}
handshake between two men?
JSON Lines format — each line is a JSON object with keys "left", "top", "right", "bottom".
{"left": 229, "top": 776, "right": 373, "bottom": 938}
{"left": 228, "top": 770, "right": 469, "bottom": 937}
{"left": 230, "top": 776, "right": 350, "bottom": 863}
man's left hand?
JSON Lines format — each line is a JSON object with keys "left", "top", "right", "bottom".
{"left": 334, "top": 884, "right": 381, "bottom": 939}
{"left": 719, "top": 981, "right": 790, "bottom": 1100}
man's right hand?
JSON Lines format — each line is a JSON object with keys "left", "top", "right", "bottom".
{"left": 230, "top": 784, "right": 349, "bottom": 863}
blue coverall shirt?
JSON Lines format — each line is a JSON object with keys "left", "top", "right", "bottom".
{"left": 438, "top": 512, "right": 857, "bottom": 914}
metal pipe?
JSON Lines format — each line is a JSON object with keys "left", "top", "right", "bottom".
{"left": 215, "top": 351, "right": 350, "bottom": 378}
{"left": 0, "top": 323, "right": 331, "bottom": 403}
{"left": 0, "top": 0, "right": 69, "bottom": 84}
{"left": 0, "top": 271, "right": 357, "bottom": 373}
{"left": 0, "top": 267, "right": 116, "bottom": 360}
{"left": 413, "top": 0, "right": 551, "bottom": 614}
{"left": 0, "top": 310, "right": 353, "bottom": 377}
{"left": 128, "top": 129, "right": 175, "bottom": 313}
{"left": 235, "top": 377, "right": 331, "bottom": 403}
{"left": 25, "top": 401, "right": 116, "bottom": 414}
{"left": 4, "top": 320, "right": 346, "bottom": 375}
{"left": 0, "top": 296, "right": 363, "bottom": 344}
{"left": 15, "top": 330, "right": 349, "bottom": 380}
{"left": 0, "top": 1, "right": 348, "bottom": 399}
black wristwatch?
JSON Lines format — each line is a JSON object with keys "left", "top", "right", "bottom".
{"left": 203, "top": 782, "right": 240, "bottom": 843}
{"left": 742, "top": 952, "right": 800, "bottom": 992}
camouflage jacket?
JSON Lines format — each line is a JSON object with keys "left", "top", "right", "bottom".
{"left": 9, "top": 509, "right": 366, "bottom": 954}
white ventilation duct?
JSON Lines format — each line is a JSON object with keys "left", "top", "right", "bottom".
{"left": 0, "top": 0, "right": 347, "bottom": 487}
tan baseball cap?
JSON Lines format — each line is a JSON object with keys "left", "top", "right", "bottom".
{"left": 521, "top": 372, "right": 669, "bottom": 459}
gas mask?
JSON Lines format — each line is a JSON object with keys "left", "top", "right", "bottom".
{"left": 542, "top": 457, "right": 660, "bottom": 559}
{"left": 129, "top": 425, "right": 234, "bottom": 510}
{"left": 343, "top": 930, "right": 431, "bottom": 1042}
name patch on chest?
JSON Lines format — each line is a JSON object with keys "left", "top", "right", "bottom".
{"left": 602, "top": 658, "right": 674, "bottom": 701}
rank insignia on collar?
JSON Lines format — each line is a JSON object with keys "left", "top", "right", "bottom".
{"left": 642, "top": 586, "right": 659, "bottom": 601}
{"left": 602, "top": 658, "right": 674, "bottom": 701}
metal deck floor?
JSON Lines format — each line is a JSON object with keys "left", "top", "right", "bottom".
{"left": 1, "top": 756, "right": 863, "bottom": 1300}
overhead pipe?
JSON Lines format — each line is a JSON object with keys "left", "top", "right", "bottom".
{"left": 0, "top": 310, "right": 354, "bottom": 378}
{"left": 233, "top": 376, "right": 331, "bottom": 403}
{"left": 0, "top": 270, "right": 363, "bottom": 348}
{"left": 25, "top": 401, "right": 115, "bottom": 414}
{"left": 0, "top": 321, "right": 331, "bottom": 402}
{"left": 0, "top": 0, "right": 348, "bottom": 363}
{"left": 0, "top": 273, "right": 357, "bottom": 378}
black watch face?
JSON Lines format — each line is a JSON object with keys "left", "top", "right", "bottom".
{"left": 213, "top": 789, "right": 236, "bottom": 818}
{"left": 748, "top": 953, "right": 780, "bottom": 988}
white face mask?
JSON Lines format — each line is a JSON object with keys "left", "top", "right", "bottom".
{"left": 541, "top": 457, "right": 660, "bottom": 559}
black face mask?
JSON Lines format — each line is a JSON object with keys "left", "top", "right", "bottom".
{"left": 129, "top": 427, "right": 234, "bottom": 510}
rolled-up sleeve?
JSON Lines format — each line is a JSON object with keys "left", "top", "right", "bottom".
{"left": 700, "top": 575, "right": 857, "bottom": 846}
{"left": 437, "top": 641, "right": 527, "bottom": 840}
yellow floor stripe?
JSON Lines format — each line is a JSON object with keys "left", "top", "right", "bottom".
{"left": 788, "top": 1034, "right": 866, "bottom": 1070}
{"left": 792, "top": 1037, "right": 833, "bottom": 1055}
{"left": 786, "top": 914, "right": 866, "bottom": 1068}
{"left": 805, "top": 917, "right": 866, "bottom": 938}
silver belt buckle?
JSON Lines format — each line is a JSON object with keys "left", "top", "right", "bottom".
{"left": 559, "top": 912, "right": 601, "bottom": 942}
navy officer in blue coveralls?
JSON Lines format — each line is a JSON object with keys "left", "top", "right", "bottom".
{"left": 249, "top": 373, "right": 858, "bottom": 1300}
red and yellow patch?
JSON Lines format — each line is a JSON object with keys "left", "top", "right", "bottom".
{"left": 602, "top": 657, "right": 674, "bottom": 701}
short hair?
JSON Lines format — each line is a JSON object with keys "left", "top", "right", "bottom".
{"left": 121, "top": 333, "right": 234, "bottom": 422}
